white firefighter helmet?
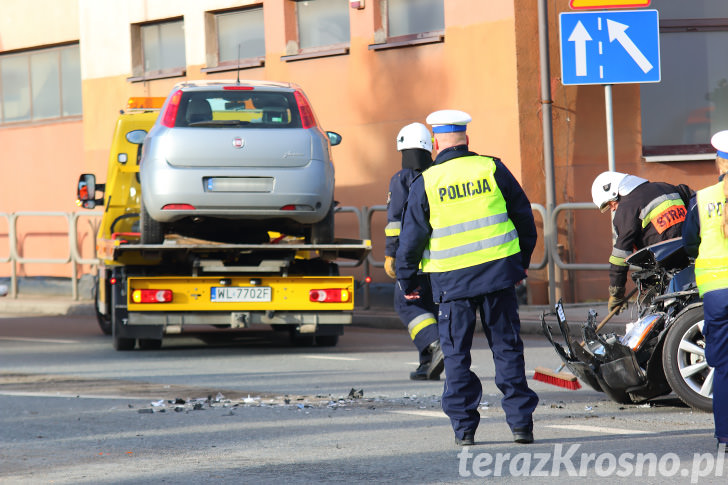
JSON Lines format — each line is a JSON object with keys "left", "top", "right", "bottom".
{"left": 396, "top": 122, "right": 433, "bottom": 153}
{"left": 591, "top": 171, "right": 628, "bottom": 213}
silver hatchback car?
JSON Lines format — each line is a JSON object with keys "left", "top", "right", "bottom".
{"left": 139, "top": 80, "right": 341, "bottom": 244}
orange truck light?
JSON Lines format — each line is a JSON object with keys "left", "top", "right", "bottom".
{"left": 132, "top": 289, "right": 173, "bottom": 303}
{"left": 309, "top": 289, "right": 350, "bottom": 303}
{"left": 126, "top": 97, "right": 166, "bottom": 109}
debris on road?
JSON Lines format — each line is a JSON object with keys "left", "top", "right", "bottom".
{"left": 348, "top": 388, "right": 364, "bottom": 399}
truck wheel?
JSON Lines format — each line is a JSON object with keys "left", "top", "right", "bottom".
{"left": 661, "top": 305, "right": 712, "bottom": 412}
{"left": 289, "top": 329, "right": 315, "bottom": 347}
{"left": 113, "top": 335, "right": 136, "bottom": 351}
{"left": 138, "top": 338, "right": 162, "bottom": 350}
{"left": 316, "top": 335, "right": 339, "bottom": 347}
{"left": 140, "top": 198, "right": 164, "bottom": 244}
{"left": 93, "top": 275, "right": 112, "bottom": 335}
{"left": 309, "top": 203, "right": 335, "bottom": 244}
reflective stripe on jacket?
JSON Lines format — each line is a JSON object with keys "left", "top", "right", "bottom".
{"left": 695, "top": 182, "right": 728, "bottom": 296}
{"left": 420, "top": 155, "right": 520, "bottom": 272}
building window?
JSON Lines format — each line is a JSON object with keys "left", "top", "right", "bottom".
{"left": 641, "top": 1, "right": 728, "bottom": 159}
{"left": 203, "top": 7, "right": 265, "bottom": 72}
{"left": 387, "top": 0, "right": 444, "bottom": 39}
{"left": 0, "top": 44, "right": 81, "bottom": 124}
{"left": 217, "top": 8, "right": 265, "bottom": 63}
{"left": 130, "top": 18, "right": 186, "bottom": 81}
{"left": 297, "top": 0, "right": 349, "bottom": 50}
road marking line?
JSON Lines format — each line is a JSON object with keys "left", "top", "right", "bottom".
{"left": 546, "top": 424, "right": 649, "bottom": 435}
{"left": 0, "top": 336, "right": 79, "bottom": 344}
{"left": 389, "top": 410, "right": 448, "bottom": 418}
{"left": 0, "top": 390, "right": 150, "bottom": 400}
{"left": 303, "top": 355, "right": 360, "bottom": 361}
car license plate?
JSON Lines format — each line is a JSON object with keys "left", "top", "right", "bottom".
{"left": 210, "top": 286, "right": 272, "bottom": 302}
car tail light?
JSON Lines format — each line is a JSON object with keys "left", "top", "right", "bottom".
{"left": 162, "top": 204, "right": 196, "bottom": 210}
{"left": 294, "top": 90, "right": 317, "bottom": 129}
{"left": 223, "top": 86, "right": 254, "bottom": 90}
{"left": 161, "top": 90, "right": 183, "bottom": 128}
{"left": 280, "top": 204, "right": 296, "bottom": 211}
{"left": 309, "top": 288, "right": 350, "bottom": 303}
{"left": 132, "top": 289, "right": 173, "bottom": 303}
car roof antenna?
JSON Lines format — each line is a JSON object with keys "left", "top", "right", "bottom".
{"left": 236, "top": 44, "right": 241, "bottom": 85}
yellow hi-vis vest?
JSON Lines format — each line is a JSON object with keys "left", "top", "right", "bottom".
{"left": 420, "top": 155, "right": 521, "bottom": 272}
{"left": 695, "top": 181, "right": 728, "bottom": 296}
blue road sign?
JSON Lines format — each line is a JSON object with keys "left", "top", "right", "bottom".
{"left": 559, "top": 9, "right": 660, "bottom": 85}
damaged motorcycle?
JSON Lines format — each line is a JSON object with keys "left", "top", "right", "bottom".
{"left": 541, "top": 237, "right": 711, "bottom": 411}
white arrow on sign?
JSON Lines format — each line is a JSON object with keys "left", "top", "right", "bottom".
{"left": 607, "top": 19, "right": 653, "bottom": 73}
{"left": 568, "top": 21, "right": 592, "bottom": 77}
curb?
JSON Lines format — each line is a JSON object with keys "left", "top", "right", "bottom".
{"left": 0, "top": 296, "right": 95, "bottom": 317}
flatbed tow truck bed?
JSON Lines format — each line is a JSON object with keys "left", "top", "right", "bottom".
{"left": 97, "top": 235, "right": 371, "bottom": 351}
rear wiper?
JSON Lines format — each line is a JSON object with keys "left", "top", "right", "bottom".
{"left": 188, "top": 120, "right": 251, "bottom": 127}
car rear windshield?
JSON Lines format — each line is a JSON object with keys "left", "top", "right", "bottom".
{"left": 174, "top": 90, "right": 302, "bottom": 128}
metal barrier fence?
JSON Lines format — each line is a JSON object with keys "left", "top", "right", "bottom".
{"left": 0, "top": 202, "right": 605, "bottom": 300}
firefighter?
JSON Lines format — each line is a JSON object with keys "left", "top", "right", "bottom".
{"left": 384, "top": 123, "right": 444, "bottom": 380}
{"left": 396, "top": 110, "right": 539, "bottom": 446}
{"left": 591, "top": 171, "right": 693, "bottom": 313}
{"left": 682, "top": 130, "right": 728, "bottom": 450}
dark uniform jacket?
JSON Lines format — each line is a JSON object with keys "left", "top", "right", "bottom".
{"left": 610, "top": 181, "right": 691, "bottom": 288}
{"left": 396, "top": 145, "right": 537, "bottom": 302}
{"left": 385, "top": 168, "right": 420, "bottom": 258}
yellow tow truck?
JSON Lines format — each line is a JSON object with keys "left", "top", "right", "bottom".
{"left": 77, "top": 98, "right": 370, "bottom": 351}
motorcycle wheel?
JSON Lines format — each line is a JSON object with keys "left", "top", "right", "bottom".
{"left": 661, "top": 305, "right": 713, "bottom": 412}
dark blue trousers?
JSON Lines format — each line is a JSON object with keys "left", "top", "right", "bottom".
{"left": 437, "top": 286, "right": 539, "bottom": 439}
{"left": 394, "top": 274, "right": 439, "bottom": 364}
{"left": 703, "top": 288, "right": 728, "bottom": 441}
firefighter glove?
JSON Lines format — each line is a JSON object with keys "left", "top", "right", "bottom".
{"left": 608, "top": 285, "right": 627, "bottom": 314}
{"left": 384, "top": 256, "right": 397, "bottom": 279}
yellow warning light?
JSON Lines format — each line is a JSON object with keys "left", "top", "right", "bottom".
{"left": 126, "top": 97, "right": 166, "bottom": 110}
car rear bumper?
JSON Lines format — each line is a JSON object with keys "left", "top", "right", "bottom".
{"left": 141, "top": 159, "right": 333, "bottom": 224}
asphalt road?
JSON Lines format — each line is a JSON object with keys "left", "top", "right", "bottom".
{"left": 0, "top": 314, "right": 724, "bottom": 484}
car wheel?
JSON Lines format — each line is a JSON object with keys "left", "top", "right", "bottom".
{"left": 140, "top": 198, "right": 164, "bottom": 244}
{"left": 93, "top": 274, "right": 112, "bottom": 336}
{"left": 309, "top": 203, "right": 335, "bottom": 244}
{"left": 661, "top": 305, "right": 712, "bottom": 412}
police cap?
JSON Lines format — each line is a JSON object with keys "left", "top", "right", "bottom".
{"left": 711, "top": 130, "right": 728, "bottom": 159}
{"left": 426, "top": 110, "right": 472, "bottom": 134}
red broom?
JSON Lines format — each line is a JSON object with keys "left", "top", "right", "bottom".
{"left": 533, "top": 366, "right": 581, "bottom": 390}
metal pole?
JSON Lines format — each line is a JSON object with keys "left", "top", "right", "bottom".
{"left": 538, "top": 0, "right": 557, "bottom": 306}
{"left": 605, "top": 84, "right": 616, "bottom": 172}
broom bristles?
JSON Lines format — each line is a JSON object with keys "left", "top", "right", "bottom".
{"left": 533, "top": 366, "right": 582, "bottom": 390}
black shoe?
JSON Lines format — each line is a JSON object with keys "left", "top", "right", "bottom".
{"left": 409, "top": 362, "right": 429, "bottom": 380}
{"left": 455, "top": 432, "right": 475, "bottom": 446}
{"left": 426, "top": 340, "right": 444, "bottom": 380}
{"left": 513, "top": 427, "right": 534, "bottom": 444}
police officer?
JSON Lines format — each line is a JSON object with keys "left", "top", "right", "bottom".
{"left": 384, "top": 123, "right": 444, "bottom": 380}
{"left": 591, "top": 171, "right": 692, "bottom": 313}
{"left": 396, "top": 110, "right": 539, "bottom": 446}
{"left": 682, "top": 130, "right": 728, "bottom": 450}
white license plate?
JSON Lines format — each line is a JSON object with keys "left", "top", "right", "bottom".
{"left": 210, "top": 286, "right": 272, "bottom": 302}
